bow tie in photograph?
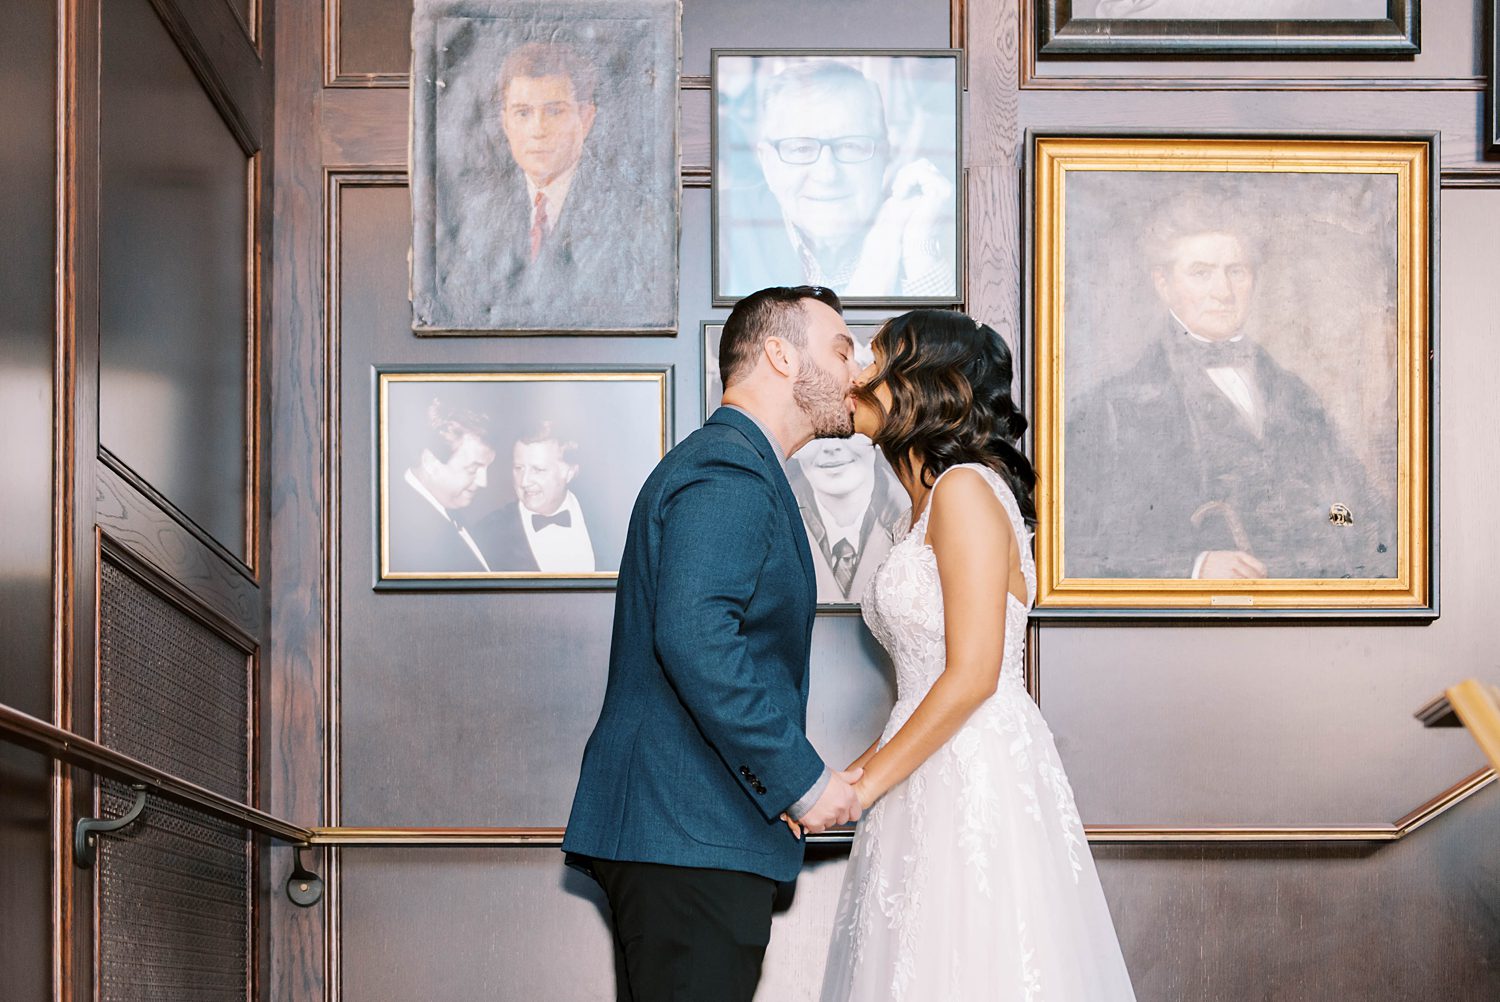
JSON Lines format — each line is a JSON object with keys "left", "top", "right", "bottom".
{"left": 532, "top": 510, "right": 572, "bottom": 530}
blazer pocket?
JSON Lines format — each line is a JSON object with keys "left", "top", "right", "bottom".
{"left": 669, "top": 740, "right": 775, "bottom": 855}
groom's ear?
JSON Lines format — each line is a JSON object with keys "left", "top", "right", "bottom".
{"left": 763, "top": 335, "right": 797, "bottom": 378}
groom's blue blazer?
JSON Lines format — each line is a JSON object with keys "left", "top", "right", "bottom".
{"left": 563, "top": 407, "right": 825, "bottom": 883}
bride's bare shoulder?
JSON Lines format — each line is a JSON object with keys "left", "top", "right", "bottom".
{"left": 927, "top": 466, "right": 1009, "bottom": 538}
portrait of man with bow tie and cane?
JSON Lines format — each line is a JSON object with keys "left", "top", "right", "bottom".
{"left": 1063, "top": 189, "right": 1396, "bottom": 584}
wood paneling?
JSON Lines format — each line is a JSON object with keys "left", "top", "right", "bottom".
{"left": 265, "top": 0, "right": 328, "bottom": 993}
{"left": 328, "top": 0, "right": 409, "bottom": 85}
{"left": 96, "top": 465, "right": 262, "bottom": 641}
{"left": 35, "top": 0, "right": 276, "bottom": 999}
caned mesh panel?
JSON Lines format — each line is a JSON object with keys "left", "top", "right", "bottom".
{"left": 97, "top": 559, "right": 252, "bottom": 1002}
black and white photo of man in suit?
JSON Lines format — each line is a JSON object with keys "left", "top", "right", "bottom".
{"left": 387, "top": 400, "right": 498, "bottom": 574}
{"left": 475, "top": 420, "right": 597, "bottom": 574}
{"left": 786, "top": 435, "right": 905, "bottom": 604}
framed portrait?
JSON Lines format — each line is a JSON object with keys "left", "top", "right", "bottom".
{"left": 1028, "top": 133, "right": 1435, "bottom": 616}
{"left": 711, "top": 50, "right": 963, "bottom": 308}
{"left": 409, "top": 0, "right": 679, "bottom": 334}
{"left": 375, "top": 366, "right": 671, "bottom": 588}
{"left": 1035, "top": 1, "right": 1419, "bottom": 57}
{"left": 703, "top": 321, "right": 907, "bottom": 611}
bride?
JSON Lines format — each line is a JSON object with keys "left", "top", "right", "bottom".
{"left": 816, "top": 310, "right": 1136, "bottom": 1000}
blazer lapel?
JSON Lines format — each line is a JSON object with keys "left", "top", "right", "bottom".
{"left": 708, "top": 408, "right": 818, "bottom": 593}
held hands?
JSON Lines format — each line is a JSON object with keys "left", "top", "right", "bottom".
{"left": 793, "top": 767, "right": 865, "bottom": 835}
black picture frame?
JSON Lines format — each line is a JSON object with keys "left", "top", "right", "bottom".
{"left": 1036, "top": 1, "right": 1420, "bottom": 58}
{"left": 710, "top": 49, "right": 964, "bottom": 308}
{"left": 373, "top": 364, "right": 673, "bottom": 590}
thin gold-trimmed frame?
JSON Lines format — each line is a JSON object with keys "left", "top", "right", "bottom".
{"left": 374, "top": 366, "right": 672, "bottom": 589}
{"left": 1029, "top": 133, "right": 1436, "bottom": 617}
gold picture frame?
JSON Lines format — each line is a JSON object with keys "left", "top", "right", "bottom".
{"left": 1029, "top": 134, "right": 1435, "bottom": 616}
{"left": 375, "top": 367, "right": 671, "bottom": 589}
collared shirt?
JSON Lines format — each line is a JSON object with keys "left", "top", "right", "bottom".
{"left": 523, "top": 163, "right": 580, "bottom": 239}
{"left": 403, "top": 469, "right": 492, "bottom": 572}
{"left": 518, "top": 491, "right": 595, "bottom": 573}
{"left": 812, "top": 478, "right": 875, "bottom": 554}
{"left": 1174, "top": 313, "right": 1262, "bottom": 433}
{"left": 724, "top": 405, "right": 830, "bottom": 818}
{"left": 1174, "top": 315, "right": 1261, "bottom": 579}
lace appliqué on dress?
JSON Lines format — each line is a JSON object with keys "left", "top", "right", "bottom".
{"left": 820, "top": 464, "right": 1137, "bottom": 1002}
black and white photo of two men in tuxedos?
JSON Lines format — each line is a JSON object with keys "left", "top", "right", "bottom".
{"left": 475, "top": 421, "right": 597, "bottom": 574}
{"left": 387, "top": 400, "right": 498, "bottom": 575}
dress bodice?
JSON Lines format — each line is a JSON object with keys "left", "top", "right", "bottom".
{"left": 861, "top": 463, "right": 1036, "bottom": 730}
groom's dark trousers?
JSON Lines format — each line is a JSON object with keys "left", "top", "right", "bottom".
{"left": 562, "top": 407, "right": 824, "bottom": 1001}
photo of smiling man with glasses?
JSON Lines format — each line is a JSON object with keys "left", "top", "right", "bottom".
{"left": 714, "top": 52, "right": 962, "bottom": 304}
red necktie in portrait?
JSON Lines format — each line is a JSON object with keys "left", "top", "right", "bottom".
{"left": 529, "top": 191, "right": 548, "bottom": 261}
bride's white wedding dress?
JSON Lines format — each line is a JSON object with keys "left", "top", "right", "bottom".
{"left": 821, "top": 463, "right": 1137, "bottom": 1001}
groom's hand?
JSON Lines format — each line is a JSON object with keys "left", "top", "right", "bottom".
{"left": 795, "top": 767, "right": 864, "bottom": 834}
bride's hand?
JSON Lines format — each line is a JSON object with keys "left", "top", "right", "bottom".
{"left": 854, "top": 777, "right": 876, "bottom": 811}
{"left": 779, "top": 813, "right": 804, "bottom": 840}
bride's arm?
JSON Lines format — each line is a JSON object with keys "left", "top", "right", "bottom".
{"left": 852, "top": 467, "right": 1014, "bottom": 809}
{"left": 846, "top": 738, "right": 881, "bottom": 773}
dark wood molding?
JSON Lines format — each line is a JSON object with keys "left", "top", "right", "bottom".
{"left": 96, "top": 529, "right": 260, "bottom": 655}
{"left": 323, "top": 0, "right": 406, "bottom": 88}
{"left": 97, "top": 450, "right": 259, "bottom": 587}
{"left": 1442, "top": 166, "right": 1500, "bottom": 187}
{"left": 222, "top": 0, "right": 260, "bottom": 52}
{"left": 266, "top": 0, "right": 332, "bottom": 995}
{"left": 59, "top": 3, "right": 102, "bottom": 998}
{"left": 144, "top": 0, "right": 264, "bottom": 154}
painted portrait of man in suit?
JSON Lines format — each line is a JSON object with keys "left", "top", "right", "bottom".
{"left": 411, "top": 0, "right": 677, "bottom": 332}
{"left": 1063, "top": 182, "right": 1399, "bottom": 581}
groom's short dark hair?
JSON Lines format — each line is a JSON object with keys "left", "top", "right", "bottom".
{"left": 720, "top": 286, "right": 843, "bottom": 389}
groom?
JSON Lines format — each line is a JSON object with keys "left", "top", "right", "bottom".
{"left": 563, "top": 285, "right": 866, "bottom": 1000}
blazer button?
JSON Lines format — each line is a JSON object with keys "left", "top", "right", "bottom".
{"left": 739, "top": 766, "right": 751, "bottom": 776}
{"left": 755, "top": 784, "right": 767, "bottom": 795}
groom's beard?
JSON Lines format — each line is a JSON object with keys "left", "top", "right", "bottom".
{"left": 794, "top": 359, "right": 854, "bottom": 439}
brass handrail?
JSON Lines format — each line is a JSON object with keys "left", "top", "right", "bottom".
{"left": 0, "top": 702, "right": 314, "bottom": 845}
{"left": 3, "top": 697, "right": 1492, "bottom": 849}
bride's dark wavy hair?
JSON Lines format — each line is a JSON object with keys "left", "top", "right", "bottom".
{"left": 855, "top": 309, "right": 1036, "bottom": 524}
